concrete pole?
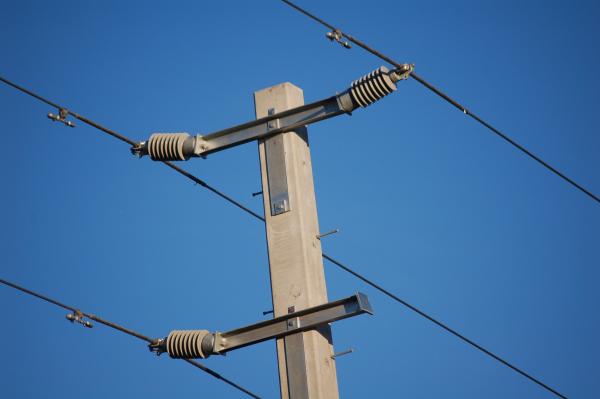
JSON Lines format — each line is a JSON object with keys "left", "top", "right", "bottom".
{"left": 255, "top": 83, "right": 339, "bottom": 399}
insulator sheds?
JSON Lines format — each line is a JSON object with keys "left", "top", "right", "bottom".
{"left": 166, "top": 330, "right": 212, "bottom": 359}
{"left": 350, "top": 66, "right": 397, "bottom": 108}
{"left": 147, "top": 133, "right": 191, "bottom": 161}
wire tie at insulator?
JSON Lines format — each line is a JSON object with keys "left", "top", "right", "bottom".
{"left": 130, "top": 141, "right": 146, "bottom": 158}
{"left": 390, "top": 64, "right": 415, "bottom": 82}
{"left": 66, "top": 310, "right": 93, "bottom": 328}
{"left": 148, "top": 338, "right": 166, "bottom": 356}
{"left": 325, "top": 29, "right": 351, "bottom": 49}
{"left": 47, "top": 108, "right": 75, "bottom": 128}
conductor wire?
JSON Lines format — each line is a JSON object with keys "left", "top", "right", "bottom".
{"left": 0, "top": 75, "right": 264, "bottom": 219}
{"left": 0, "top": 277, "right": 261, "bottom": 399}
{"left": 280, "top": 0, "right": 600, "bottom": 205}
{"left": 0, "top": 76, "right": 136, "bottom": 146}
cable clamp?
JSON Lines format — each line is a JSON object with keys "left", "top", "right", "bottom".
{"left": 66, "top": 310, "right": 92, "bottom": 328}
{"left": 148, "top": 338, "right": 166, "bottom": 356}
{"left": 47, "top": 108, "right": 75, "bottom": 127}
{"left": 130, "top": 141, "right": 146, "bottom": 158}
{"left": 326, "top": 29, "right": 351, "bottom": 49}
{"left": 389, "top": 64, "right": 414, "bottom": 82}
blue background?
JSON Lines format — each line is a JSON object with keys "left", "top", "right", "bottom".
{"left": 1, "top": 1, "right": 598, "bottom": 398}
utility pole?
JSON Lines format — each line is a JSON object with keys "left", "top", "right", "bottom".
{"left": 255, "top": 83, "right": 338, "bottom": 399}
{"left": 137, "top": 64, "right": 412, "bottom": 399}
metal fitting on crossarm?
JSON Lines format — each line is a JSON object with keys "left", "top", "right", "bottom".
{"left": 148, "top": 293, "right": 373, "bottom": 360}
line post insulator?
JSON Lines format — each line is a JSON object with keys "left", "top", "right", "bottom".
{"left": 161, "top": 330, "right": 214, "bottom": 359}
{"left": 349, "top": 65, "right": 408, "bottom": 108}
{"left": 147, "top": 133, "right": 193, "bottom": 161}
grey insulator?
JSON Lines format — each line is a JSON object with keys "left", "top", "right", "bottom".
{"left": 350, "top": 66, "right": 397, "bottom": 108}
{"left": 147, "top": 133, "right": 191, "bottom": 161}
{"left": 166, "top": 329, "right": 212, "bottom": 359}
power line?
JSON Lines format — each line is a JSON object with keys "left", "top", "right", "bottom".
{"left": 0, "top": 76, "right": 136, "bottom": 146}
{"left": 181, "top": 359, "right": 261, "bottom": 399}
{"left": 0, "top": 277, "right": 153, "bottom": 341}
{"left": 321, "top": 254, "right": 568, "bottom": 398}
{"left": 0, "top": 277, "right": 261, "bottom": 399}
{"left": 0, "top": 74, "right": 568, "bottom": 397}
{"left": 280, "top": 0, "right": 600, "bottom": 206}
{"left": 0, "top": 74, "right": 268, "bottom": 223}
{"left": 162, "top": 161, "right": 266, "bottom": 221}
{"left": 0, "top": 75, "right": 261, "bottom": 221}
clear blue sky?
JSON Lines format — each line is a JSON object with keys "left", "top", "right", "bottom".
{"left": 1, "top": 1, "right": 598, "bottom": 398}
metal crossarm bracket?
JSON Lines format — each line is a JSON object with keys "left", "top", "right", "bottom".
{"left": 131, "top": 64, "right": 413, "bottom": 160}
{"left": 151, "top": 293, "right": 373, "bottom": 359}
{"left": 214, "top": 292, "right": 372, "bottom": 354}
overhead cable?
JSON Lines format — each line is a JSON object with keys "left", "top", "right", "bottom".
{"left": 162, "top": 161, "right": 265, "bottom": 221}
{"left": 0, "top": 75, "right": 262, "bottom": 220}
{"left": 0, "top": 76, "right": 135, "bottom": 146}
{"left": 280, "top": 0, "right": 599, "bottom": 206}
{"left": 1, "top": 73, "right": 567, "bottom": 398}
{"left": 321, "top": 254, "right": 568, "bottom": 399}
{"left": 0, "top": 278, "right": 261, "bottom": 399}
